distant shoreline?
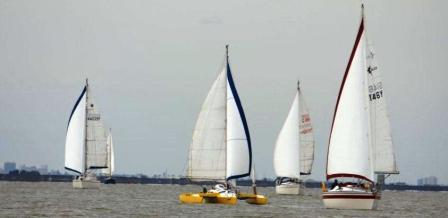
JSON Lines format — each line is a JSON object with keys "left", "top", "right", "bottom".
{"left": 1, "top": 171, "right": 447, "bottom": 192}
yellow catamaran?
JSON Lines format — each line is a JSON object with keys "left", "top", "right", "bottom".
{"left": 179, "top": 45, "right": 267, "bottom": 205}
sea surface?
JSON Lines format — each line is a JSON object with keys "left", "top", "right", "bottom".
{"left": 0, "top": 181, "right": 446, "bottom": 217}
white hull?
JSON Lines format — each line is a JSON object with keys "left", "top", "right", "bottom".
{"left": 276, "top": 183, "right": 300, "bottom": 195}
{"left": 322, "top": 191, "right": 378, "bottom": 210}
{"left": 72, "top": 177, "right": 100, "bottom": 189}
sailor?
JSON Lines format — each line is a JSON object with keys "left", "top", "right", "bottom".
{"left": 331, "top": 179, "right": 339, "bottom": 190}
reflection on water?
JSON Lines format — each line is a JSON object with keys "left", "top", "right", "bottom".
{"left": 0, "top": 182, "right": 446, "bottom": 217}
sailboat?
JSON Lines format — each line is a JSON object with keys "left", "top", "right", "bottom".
{"left": 104, "top": 129, "right": 116, "bottom": 184}
{"left": 322, "top": 4, "right": 399, "bottom": 210}
{"left": 179, "top": 45, "right": 267, "bottom": 205}
{"left": 273, "top": 81, "right": 314, "bottom": 195}
{"left": 64, "top": 79, "right": 109, "bottom": 189}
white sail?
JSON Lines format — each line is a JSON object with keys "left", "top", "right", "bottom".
{"left": 226, "top": 63, "right": 251, "bottom": 180}
{"left": 187, "top": 47, "right": 252, "bottom": 182}
{"left": 106, "top": 131, "right": 115, "bottom": 175}
{"left": 366, "top": 45, "right": 398, "bottom": 174}
{"left": 298, "top": 88, "right": 314, "bottom": 174}
{"left": 85, "top": 86, "right": 108, "bottom": 169}
{"left": 187, "top": 67, "right": 227, "bottom": 182}
{"left": 327, "top": 19, "right": 374, "bottom": 182}
{"left": 273, "top": 92, "right": 300, "bottom": 178}
{"left": 65, "top": 87, "right": 87, "bottom": 174}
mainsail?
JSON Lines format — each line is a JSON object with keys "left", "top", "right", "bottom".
{"left": 298, "top": 87, "right": 314, "bottom": 175}
{"left": 85, "top": 86, "right": 108, "bottom": 169}
{"left": 327, "top": 8, "right": 398, "bottom": 183}
{"left": 187, "top": 46, "right": 251, "bottom": 182}
{"left": 366, "top": 45, "right": 398, "bottom": 174}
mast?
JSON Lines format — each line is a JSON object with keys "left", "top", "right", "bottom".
{"left": 84, "top": 78, "right": 89, "bottom": 175}
{"left": 225, "top": 44, "right": 229, "bottom": 186}
{"left": 251, "top": 164, "right": 257, "bottom": 194}
{"left": 362, "top": 3, "right": 375, "bottom": 183}
{"left": 109, "top": 128, "right": 112, "bottom": 176}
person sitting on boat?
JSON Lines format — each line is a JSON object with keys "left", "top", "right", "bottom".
{"left": 330, "top": 179, "right": 339, "bottom": 190}
{"left": 202, "top": 186, "right": 207, "bottom": 193}
{"left": 210, "top": 184, "right": 227, "bottom": 193}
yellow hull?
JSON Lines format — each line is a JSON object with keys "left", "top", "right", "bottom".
{"left": 179, "top": 192, "right": 237, "bottom": 205}
{"left": 203, "top": 194, "right": 237, "bottom": 205}
{"left": 238, "top": 193, "right": 268, "bottom": 205}
{"left": 179, "top": 193, "right": 204, "bottom": 204}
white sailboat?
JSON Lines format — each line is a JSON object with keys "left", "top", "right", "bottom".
{"left": 179, "top": 45, "right": 267, "bottom": 205}
{"left": 65, "top": 79, "right": 109, "bottom": 189}
{"left": 322, "top": 4, "right": 399, "bottom": 210}
{"left": 104, "top": 129, "right": 116, "bottom": 184}
{"left": 273, "top": 81, "right": 314, "bottom": 195}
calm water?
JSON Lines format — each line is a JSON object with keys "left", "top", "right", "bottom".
{"left": 0, "top": 182, "right": 446, "bottom": 217}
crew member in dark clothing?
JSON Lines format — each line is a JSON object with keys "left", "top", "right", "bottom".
{"left": 331, "top": 179, "right": 339, "bottom": 190}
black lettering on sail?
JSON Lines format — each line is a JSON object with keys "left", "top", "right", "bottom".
{"left": 369, "top": 90, "right": 384, "bottom": 101}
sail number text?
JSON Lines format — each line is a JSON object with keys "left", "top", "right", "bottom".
{"left": 369, "top": 82, "right": 383, "bottom": 101}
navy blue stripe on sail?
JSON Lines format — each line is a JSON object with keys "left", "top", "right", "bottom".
{"left": 67, "top": 86, "right": 87, "bottom": 129}
{"left": 89, "top": 166, "right": 108, "bottom": 169}
{"left": 226, "top": 62, "right": 252, "bottom": 181}
{"left": 65, "top": 167, "right": 82, "bottom": 175}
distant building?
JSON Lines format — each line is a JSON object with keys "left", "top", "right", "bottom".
{"left": 417, "top": 176, "right": 438, "bottom": 186}
{"left": 19, "top": 164, "right": 38, "bottom": 172}
{"left": 4, "top": 162, "right": 16, "bottom": 173}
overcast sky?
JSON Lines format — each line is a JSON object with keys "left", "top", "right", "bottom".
{"left": 0, "top": 0, "right": 447, "bottom": 185}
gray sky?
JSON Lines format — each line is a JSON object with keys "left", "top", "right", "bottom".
{"left": 0, "top": 0, "right": 447, "bottom": 185}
